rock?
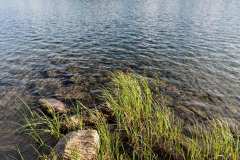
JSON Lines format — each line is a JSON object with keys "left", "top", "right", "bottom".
{"left": 54, "top": 86, "right": 89, "bottom": 100}
{"left": 62, "top": 79, "right": 75, "bottom": 86}
{"left": 63, "top": 115, "right": 98, "bottom": 130}
{"left": 39, "top": 98, "right": 68, "bottom": 114}
{"left": 55, "top": 130, "right": 100, "bottom": 160}
{"left": 183, "top": 100, "right": 209, "bottom": 109}
{"left": 42, "top": 69, "right": 64, "bottom": 78}
{"left": 166, "top": 85, "right": 179, "bottom": 93}
{"left": 63, "top": 115, "right": 83, "bottom": 130}
{"left": 66, "top": 65, "right": 81, "bottom": 74}
{"left": 236, "top": 96, "right": 240, "bottom": 102}
{"left": 90, "top": 89, "right": 101, "bottom": 95}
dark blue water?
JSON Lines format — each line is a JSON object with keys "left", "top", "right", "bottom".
{"left": 0, "top": 0, "right": 240, "bottom": 159}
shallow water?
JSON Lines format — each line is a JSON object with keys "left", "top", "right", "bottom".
{"left": 0, "top": 0, "right": 240, "bottom": 159}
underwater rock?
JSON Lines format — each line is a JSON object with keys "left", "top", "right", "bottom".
{"left": 236, "top": 96, "right": 240, "bottom": 102}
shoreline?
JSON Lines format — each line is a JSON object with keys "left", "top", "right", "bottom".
{"left": 18, "top": 72, "right": 240, "bottom": 160}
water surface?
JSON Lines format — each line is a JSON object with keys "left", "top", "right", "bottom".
{"left": 0, "top": 0, "right": 240, "bottom": 159}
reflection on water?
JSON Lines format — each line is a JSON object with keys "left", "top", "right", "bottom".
{"left": 0, "top": 0, "right": 240, "bottom": 159}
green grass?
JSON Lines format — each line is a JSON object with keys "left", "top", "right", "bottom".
{"left": 99, "top": 72, "right": 240, "bottom": 160}
{"left": 187, "top": 120, "right": 240, "bottom": 160}
{"left": 19, "top": 72, "right": 240, "bottom": 160}
{"left": 20, "top": 104, "right": 62, "bottom": 147}
{"left": 101, "top": 72, "right": 184, "bottom": 160}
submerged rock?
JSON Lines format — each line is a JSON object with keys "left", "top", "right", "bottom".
{"left": 54, "top": 86, "right": 89, "bottom": 101}
{"left": 55, "top": 130, "right": 100, "bottom": 160}
{"left": 39, "top": 98, "right": 68, "bottom": 114}
{"left": 236, "top": 96, "right": 240, "bottom": 102}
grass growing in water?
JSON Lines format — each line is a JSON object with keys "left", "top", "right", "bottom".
{"left": 101, "top": 72, "right": 184, "bottom": 159}
{"left": 21, "top": 104, "right": 62, "bottom": 147}
{"left": 99, "top": 72, "right": 240, "bottom": 160}
{"left": 20, "top": 72, "right": 240, "bottom": 160}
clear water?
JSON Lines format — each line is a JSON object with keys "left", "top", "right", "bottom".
{"left": 0, "top": 0, "right": 240, "bottom": 159}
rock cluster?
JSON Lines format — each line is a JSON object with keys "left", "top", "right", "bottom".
{"left": 39, "top": 98, "right": 100, "bottom": 160}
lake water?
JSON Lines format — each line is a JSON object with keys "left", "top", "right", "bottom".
{"left": 0, "top": 0, "right": 240, "bottom": 159}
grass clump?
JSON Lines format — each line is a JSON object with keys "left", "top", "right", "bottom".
{"left": 187, "top": 120, "right": 240, "bottom": 160}
{"left": 96, "top": 113, "right": 129, "bottom": 160}
{"left": 20, "top": 104, "right": 63, "bottom": 147}
{"left": 102, "top": 72, "right": 184, "bottom": 159}
{"left": 99, "top": 72, "right": 240, "bottom": 160}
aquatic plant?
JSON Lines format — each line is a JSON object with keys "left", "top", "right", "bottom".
{"left": 99, "top": 72, "right": 240, "bottom": 160}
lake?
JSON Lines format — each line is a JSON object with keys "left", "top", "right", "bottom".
{"left": 0, "top": 0, "right": 240, "bottom": 159}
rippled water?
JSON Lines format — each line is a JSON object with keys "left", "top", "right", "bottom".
{"left": 0, "top": 0, "right": 240, "bottom": 159}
